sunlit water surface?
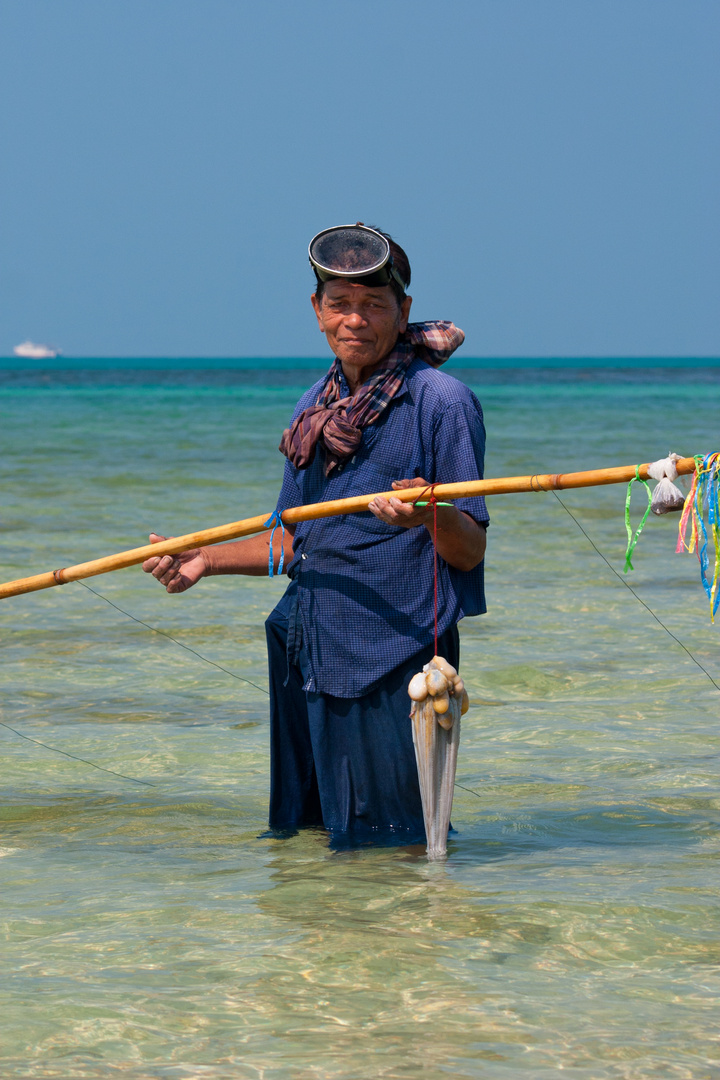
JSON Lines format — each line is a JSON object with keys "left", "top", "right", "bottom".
{"left": 1, "top": 361, "right": 718, "bottom": 1079}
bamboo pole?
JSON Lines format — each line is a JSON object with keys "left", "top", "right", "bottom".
{"left": 0, "top": 455, "right": 698, "bottom": 600}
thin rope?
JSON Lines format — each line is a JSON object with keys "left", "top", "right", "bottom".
{"left": 77, "top": 581, "right": 270, "bottom": 696}
{"left": 413, "top": 484, "right": 440, "bottom": 655}
{"left": 0, "top": 717, "right": 156, "bottom": 786}
{"left": 551, "top": 491, "right": 720, "bottom": 694}
{"left": 2, "top": 581, "right": 271, "bottom": 789}
{"left": 453, "top": 780, "right": 483, "bottom": 799}
{"left": 416, "top": 484, "right": 479, "bottom": 801}
{"left": 453, "top": 494, "right": 720, "bottom": 805}
{"left": 433, "top": 497, "right": 439, "bottom": 655}
{"left": 78, "top": 577, "right": 488, "bottom": 805}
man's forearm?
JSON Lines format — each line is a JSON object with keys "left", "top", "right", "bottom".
{"left": 367, "top": 484, "right": 487, "bottom": 572}
{"left": 202, "top": 529, "right": 295, "bottom": 577}
{"left": 429, "top": 508, "right": 486, "bottom": 572}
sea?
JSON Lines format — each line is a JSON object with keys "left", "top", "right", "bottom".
{"left": 1, "top": 357, "right": 719, "bottom": 1080}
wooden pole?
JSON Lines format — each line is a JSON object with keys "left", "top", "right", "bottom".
{"left": 0, "top": 455, "right": 698, "bottom": 600}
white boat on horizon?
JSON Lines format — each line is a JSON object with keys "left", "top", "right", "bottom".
{"left": 13, "top": 341, "right": 60, "bottom": 360}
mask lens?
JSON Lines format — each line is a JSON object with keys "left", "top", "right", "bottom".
{"left": 310, "top": 226, "right": 390, "bottom": 280}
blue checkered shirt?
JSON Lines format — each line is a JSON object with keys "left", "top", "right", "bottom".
{"left": 274, "top": 359, "right": 489, "bottom": 697}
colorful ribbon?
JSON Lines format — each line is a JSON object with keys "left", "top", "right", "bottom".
{"left": 624, "top": 466, "right": 652, "bottom": 573}
{"left": 677, "top": 453, "right": 720, "bottom": 620}
{"left": 264, "top": 511, "right": 285, "bottom": 578}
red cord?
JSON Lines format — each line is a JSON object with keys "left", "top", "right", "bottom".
{"left": 413, "top": 484, "right": 440, "bottom": 656}
{"left": 433, "top": 495, "right": 438, "bottom": 656}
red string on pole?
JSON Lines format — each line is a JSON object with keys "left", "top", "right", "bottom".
{"left": 433, "top": 494, "right": 438, "bottom": 656}
{"left": 413, "top": 484, "right": 440, "bottom": 656}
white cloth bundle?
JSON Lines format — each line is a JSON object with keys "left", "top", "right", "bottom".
{"left": 648, "top": 453, "right": 686, "bottom": 515}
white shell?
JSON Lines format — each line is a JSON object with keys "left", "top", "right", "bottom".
{"left": 408, "top": 672, "right": 429, "bottom": 701}
{"left": 432, "top": 655, "right": 457, "bottom": 679}
{"left": 432, "top": 690, "right": 450, "bottom": 713}
{"left": 426, "top": 669, "right": 449, "bottom": 697}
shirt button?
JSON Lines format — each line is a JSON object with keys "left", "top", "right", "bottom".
{"left": 301, "top": 553, "right": 308, "bottom": 560}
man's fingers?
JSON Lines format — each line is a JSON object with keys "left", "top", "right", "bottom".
{"left": 368, "top": 494, "right": 430, "bottom": 528}
{"left": 388, "top": 497, "right": 416, "bottom": 515}
{"left": 143, "top": 535, "right": 170, "bottom": 573}
{"left": 142, "top": 533, "right": 201, "bottom": 593}
{"left": 144, "top": 549, "right": 174, "bottom": 574}
{"left": 391, "top": 477, "right": 431, "bottom": 491}
{"left": 152, "top": 555, "right": 179, "bottom": 582}
{"left": 166, "top": 573, "right": 191, "bottom": 594}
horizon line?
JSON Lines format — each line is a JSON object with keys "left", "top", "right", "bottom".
{"left": 1, "top": 355, "right": 718, "bottom": 365}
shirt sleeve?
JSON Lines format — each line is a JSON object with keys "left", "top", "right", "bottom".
{"left": 431, "top": 395, "right": 490, "bottom": 526}
{"left": 273, "top": 379, "right": 325, "bottom": 517}
{"left": 275, "top": 459, "right": 303, "bottom": 517}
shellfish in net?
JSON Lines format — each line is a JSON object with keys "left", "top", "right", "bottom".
{"left": 408, "top": 655, "right": 469, "bottom": 859}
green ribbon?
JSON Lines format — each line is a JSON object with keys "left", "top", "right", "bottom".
{"left": 624, "top": 465, "right": 652, "bottom": 573}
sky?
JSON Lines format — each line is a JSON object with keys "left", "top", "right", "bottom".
{"left": 0, "top": 0, "right": 718, "bottom": 359}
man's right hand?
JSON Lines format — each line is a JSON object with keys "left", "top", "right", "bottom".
{"left": 142, "top": 533, "right": 208, "bottom": 594}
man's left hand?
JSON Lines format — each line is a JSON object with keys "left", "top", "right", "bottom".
{"left": 367, "top": 477, "right": 434, "bottom": 528}
{"left": 368, "top": 477, "right": 487, "bottom": 572}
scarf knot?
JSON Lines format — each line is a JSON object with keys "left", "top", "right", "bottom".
{"left": 279, "top": 320, "right": 464, "bottom": 475}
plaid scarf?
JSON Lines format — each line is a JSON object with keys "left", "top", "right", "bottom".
{"left": 279, "top": 321, "right": 464, "bottom": 475}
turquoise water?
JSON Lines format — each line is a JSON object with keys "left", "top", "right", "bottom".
{"left": 1, "top": 361, "right": 719, "bottom": 1079}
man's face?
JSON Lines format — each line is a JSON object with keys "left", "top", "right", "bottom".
{"left": 311, "top": 281, "right": 412, "bottom": 376}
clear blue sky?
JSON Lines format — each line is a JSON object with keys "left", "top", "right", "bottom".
{"left": 1, "top": 0, "right": 718, "bottom": 358}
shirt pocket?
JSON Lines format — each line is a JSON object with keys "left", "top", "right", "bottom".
{"left": 359, "top": 425, "right": 425, "bottom": 483}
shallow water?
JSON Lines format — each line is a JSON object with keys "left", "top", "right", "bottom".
{"left": 1, "top": 362, "right": 719, "bottom": 1078}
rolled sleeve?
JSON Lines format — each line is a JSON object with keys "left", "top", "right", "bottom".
{"left": 274, "top": 378, "right": 326, "bottom": 518}
{"left": 432, "top": 400, "right": 490, "bottom": 527}
{"left": 276, "top": 460, "right": 303, "bottom": 517}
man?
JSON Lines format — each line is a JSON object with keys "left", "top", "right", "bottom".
{"left": 144, "top": 224, "right": 488, "bottom": 844}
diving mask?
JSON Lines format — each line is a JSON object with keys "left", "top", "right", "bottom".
{"left": 308, "top": 223, "right": 409, "bottom": 292}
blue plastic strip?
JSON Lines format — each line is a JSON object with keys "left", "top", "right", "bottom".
{"left": 709, "top": 458, "right": 720, "bottom": 617}
{"left": 263, "top": 511, "right": 285, "bottom": 578}
{"left": 696, "top": 454, "right": 720, "bottom": 616}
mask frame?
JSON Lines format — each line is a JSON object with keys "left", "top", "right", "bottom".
{"left": 309, "top": 223, "right": 408, "bottom": 292}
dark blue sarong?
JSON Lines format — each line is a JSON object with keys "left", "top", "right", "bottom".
{"left": 265, "top": 590, "right": 460, "bottom": 844}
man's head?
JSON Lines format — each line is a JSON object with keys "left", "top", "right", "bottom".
{"left": 310, "top": 224, "right": 413, "bottom": 380}
{"left": 311, "top": 280, "right": 412, "bottom": 377}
